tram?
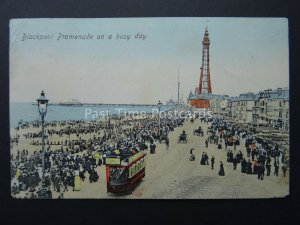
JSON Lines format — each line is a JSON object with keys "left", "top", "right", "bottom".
{"left": 105, "top": 151, "right": 146, "bottom": 193}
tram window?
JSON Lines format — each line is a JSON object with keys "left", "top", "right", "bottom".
{"left": 110, "top": 167, "right": 128, "bottom": 183}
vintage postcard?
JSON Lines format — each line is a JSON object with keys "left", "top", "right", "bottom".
{"left": 10, "top": 18, "right": 289, "bottom": 199}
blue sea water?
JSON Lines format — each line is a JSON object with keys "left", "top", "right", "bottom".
{"left": 10, "top": 103, "right": 174, "bottom": 128}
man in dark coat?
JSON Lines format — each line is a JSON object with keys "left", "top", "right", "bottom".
{"left": 233, "top": 156, "right": 238, "bottom": 170}
{"left": 211, "top": 156, "right": 215, "bottom": 170}
{"left": 257, "top": 163, "right": 265, "bottom": 180}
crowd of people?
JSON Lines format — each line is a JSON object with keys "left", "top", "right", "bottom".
{"left": 199, "top": 116, "right": 288, "bottom": 180}
{"left": 10, "top": 108, "right": 289, "bottom": 198}
{"left": 10, "top": 111, "right": 186, "bottom": 198}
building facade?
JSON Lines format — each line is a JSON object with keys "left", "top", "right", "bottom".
{"left": 203, "top": 87, "right": 289, "bottom": 131}
{"left": 252, "top": 88, "right": 289, "bottom": 131}
{"left": 208, "top": 95, "right": 229, "bottom": 115}
{"left": 227, "top": 92, "right": 257, "bottom": 123}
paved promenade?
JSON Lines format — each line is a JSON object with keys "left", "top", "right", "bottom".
{"left": 47, "top": 118, "right": 289, "bottom": 199}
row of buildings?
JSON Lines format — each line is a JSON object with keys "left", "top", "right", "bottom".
{"left": 189, "top": 87, "right": 289, "bottom": 131}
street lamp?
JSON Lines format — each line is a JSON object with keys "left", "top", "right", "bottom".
{"left": 158, "top": 100, "right": 162, "bottom": 135}
{"left": 107, "top": 108, "right": 111, "bottom": 140}
{"left": 36, "top": 90, "right": 49, "bottom": 198}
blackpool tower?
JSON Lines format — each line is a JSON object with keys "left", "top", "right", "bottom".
{"left": 199, "top": 27, "right": 212, "bottom": 95}
{"left": 188, "top": 27, "right": 212, "bottom": 108}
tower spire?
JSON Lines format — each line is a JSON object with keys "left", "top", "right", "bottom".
{"left": 198, "top": 27, "right": 212, "bottom": 95}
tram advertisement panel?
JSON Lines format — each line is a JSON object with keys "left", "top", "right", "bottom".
{"left": 128, "top": 157, "right": 145, "bottom": 178}
{"left": 106, "top": 157, "right": 121, "bottom": 165}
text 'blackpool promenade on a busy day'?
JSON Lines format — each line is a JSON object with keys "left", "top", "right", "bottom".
{"left": 10, "top": 18, "right": 289, "bottom": 199}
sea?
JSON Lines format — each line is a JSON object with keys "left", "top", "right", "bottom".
{"left": 10, "top": 103, "right": 175, "bottom": 128}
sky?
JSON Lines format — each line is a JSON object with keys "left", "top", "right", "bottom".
{"left": 10, "top": 18, "right": 289, "bottom": 104}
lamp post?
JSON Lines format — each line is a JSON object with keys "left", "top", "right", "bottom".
{"left": 158, "top": 100, "right": 162, "bottom": 136}
{"left": 36, "top": 90, "right": 49, "bottom": 198}
{"left": 108, "top": 108, "right": 111, "bottom": 140}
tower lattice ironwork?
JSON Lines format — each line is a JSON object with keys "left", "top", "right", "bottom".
{"left": 198, "top": 27, "right": 212, "bottom": 95}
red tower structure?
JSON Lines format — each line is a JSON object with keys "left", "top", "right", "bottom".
{"left": 189, "top": 27, "right": 212, "bottom": 108}
{"left": 199, "top": 27, "right": 212, "bottom": 95}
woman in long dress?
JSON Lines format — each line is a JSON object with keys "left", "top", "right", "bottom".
{"left": 218, "top": 161, "right": 225, "bottom": 176}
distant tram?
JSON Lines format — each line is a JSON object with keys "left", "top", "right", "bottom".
{"left": 105, "top": 151, "right": 146, "bottom": 193}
